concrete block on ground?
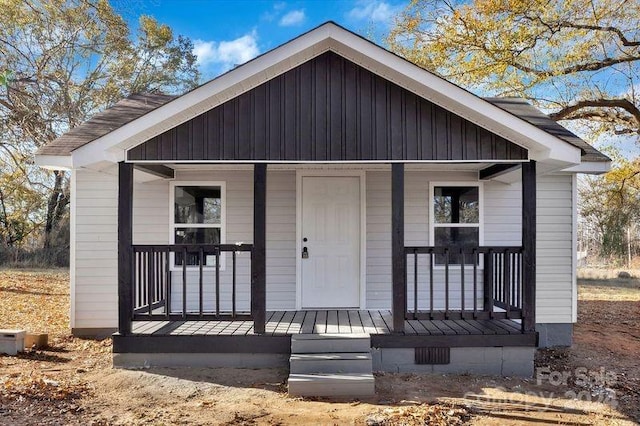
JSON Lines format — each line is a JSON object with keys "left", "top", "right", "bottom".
{"left": 0, "top": 329, "right": 26, "bottom": 356}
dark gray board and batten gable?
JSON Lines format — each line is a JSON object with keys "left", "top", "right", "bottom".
{"left": 128, "top": 51, "right": 528, "bottom": 162}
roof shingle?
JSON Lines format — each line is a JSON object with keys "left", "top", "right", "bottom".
{"left": 36, "top": 93, "right": 176, "bottom": 156}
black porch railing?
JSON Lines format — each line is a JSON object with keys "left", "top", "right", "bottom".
{"left": 131, "top": 244, "right": 253, "bottom": 321}
{"left": 405, "top": 246, "right": 524, "bottom": 323}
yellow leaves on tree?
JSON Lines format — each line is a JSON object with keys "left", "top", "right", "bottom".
{"left": 388, "top": 0, "right": 640, "bottom": 140}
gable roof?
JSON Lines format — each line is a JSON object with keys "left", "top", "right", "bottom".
{"left": 35, "top": 21, "right": 607, "bottom": 170}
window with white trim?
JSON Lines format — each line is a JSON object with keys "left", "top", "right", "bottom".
{"left": 171, "top": 183, "right": 225, "bottom": 267}
{"left": 430, "top": 184, "right": 481, "bottom": 264}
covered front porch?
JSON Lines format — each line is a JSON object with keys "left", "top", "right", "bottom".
{"left": 114, "top": 160, "right": 538, "bottom": 352}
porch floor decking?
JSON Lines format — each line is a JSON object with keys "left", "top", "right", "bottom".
{"left": 130, "top": 310, "right": 523, "bottom": 337}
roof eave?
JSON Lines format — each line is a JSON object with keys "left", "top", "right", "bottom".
{"left": 560, "top": 160, "right": 612, "bottom": 174}
{"left": 34, "top": 154, "right": 73, "bottom": 170}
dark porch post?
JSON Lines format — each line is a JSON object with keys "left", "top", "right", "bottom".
{"left": 252, "top": 163, "right": 267, "bottom": 334}
{"left": 117, "top": 161, "right": 133, "bottom": 336}
{"left": 522, "top": 160, "right": 536, "bottom": 332}
{"left": 391, "top": 163, "right": 406, "bottom": 333}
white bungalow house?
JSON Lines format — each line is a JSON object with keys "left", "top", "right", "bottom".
{"left": 36, "top": 22, "right": 609, "bottom": 390}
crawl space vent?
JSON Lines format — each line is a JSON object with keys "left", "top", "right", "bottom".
{"left": 415, "top": 347, "right": 450, "bottom": 364}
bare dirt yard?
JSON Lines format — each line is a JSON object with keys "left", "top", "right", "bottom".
{"left": 1, "top": 268, "right": 638, "bottom": 425}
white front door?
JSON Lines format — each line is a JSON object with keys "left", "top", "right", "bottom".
{"left": 301, "top": 176, "right": 361, "bottom": 308}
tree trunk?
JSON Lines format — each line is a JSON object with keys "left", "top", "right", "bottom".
{"left": 43, "top": 170, "right": 70, "bottom": 249}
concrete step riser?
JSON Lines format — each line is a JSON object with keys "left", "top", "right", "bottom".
{"left": 288, "top": 382, "right": 375, "bottom": 397}
{"left": 288, "top": 374, "right": 375, "bottom": 397}
{"left": 291, "top": 339, "right": 370, "bottom": 354}
{"left": 290, "top": 359, "right": 373, "bottom": 374}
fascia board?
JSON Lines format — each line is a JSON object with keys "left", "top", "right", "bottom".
{"left": 560, "top": 161, "right": 611, "bottom": 174}
{"left": 34, "top": 154, "right": 73, "bottom": 170}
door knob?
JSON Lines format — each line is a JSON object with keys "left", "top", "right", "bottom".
{"left": 302, "top": 247, "right": 309, "bottom": 259}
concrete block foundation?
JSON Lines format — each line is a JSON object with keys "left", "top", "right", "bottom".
{"left": 113, "top": 353, "right": 289, "bottom": 369}
{"left": 372, "top": 346, "right": 535, "bottom": 377}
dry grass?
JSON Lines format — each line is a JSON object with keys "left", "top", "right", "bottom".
{"left": 577, "top": 268, "right": 640, "bottom": 302}
{"left": 0, "top": 269, "right": 69, "bottom": 335}
{"left": 578, "top": 267, "right": 640, "bottom": 280}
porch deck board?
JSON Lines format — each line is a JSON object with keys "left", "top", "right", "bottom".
{"left": 338, "top": 310, "right": 351, "bottom": 334}
{"left": 326, "top": 310, "right": 339, "bottom": 334}
{"left": 300, "top": 311, "right": 316, "bottom": 334}
{"left": 359, "top": 311, "right": 378, "bottom": 334}
{"left": 130, "top": 310, "right": 525, "bottom": 337}
{"left": 314, "top": 310, "right": 327, "bottom": 334}
{"left": 348, "top": 310, "right": 365, "bottom": 334}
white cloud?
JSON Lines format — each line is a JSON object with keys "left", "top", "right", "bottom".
{"left": 279, "top": 9, "right": 305, "bottom": 27}
{"left": 193, "top": 31, "right": 260, "bottom": 74}
{"left": 347, "top": 1, "right": 398, "bottom": 24}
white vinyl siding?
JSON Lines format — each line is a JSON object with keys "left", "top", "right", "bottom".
{"left": 266, "top": 171, "right": 297, "bottom": 309}
{"left": 536, "top": 174, "right": 574, "bottom": 323}
{"left": 74, "top": 167, "right": 118, "bottom": 328}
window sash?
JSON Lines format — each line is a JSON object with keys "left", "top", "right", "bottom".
{"left": 429, "top": 182, "right": 483, "bottom": 267}
{"left": 169, "top": 182, "right": 226, "bottom": 270}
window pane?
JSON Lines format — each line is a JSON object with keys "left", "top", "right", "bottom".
{"left": 175, "top": 227, "right": 220, "bottom": 245}
{"left": 434, "top": 227, "right": 479, "bottom": 264}
{"left": 174, "top": 227, "right": 221, "bottom": 266}
{"left": 434, "top": 186, "right": 479, "bottom": 224}
{"left": 174, "top": 186, "right": 221, "bottom": 224}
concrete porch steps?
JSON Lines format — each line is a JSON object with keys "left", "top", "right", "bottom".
{"left": 287, "top": 334, "right": 375, "bottom": 397}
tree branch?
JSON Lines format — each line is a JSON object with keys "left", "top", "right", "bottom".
{"left": 549, "top": 99, "right": 640, "bottom": 127}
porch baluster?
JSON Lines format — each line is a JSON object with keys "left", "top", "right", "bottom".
{"left": 148, "top": 250, "right": 154, "bottom": 317}
{"left": 504, "top": 250, "right": 511, "bottom": 318}
{"left": 164, "top": 248, "right": 170, "bottom": 318}
{"left": 199, "top": 248, "right": 204, "bottom": 317}
{"left": 182, "top": 247, "right": 187, "bottom": 319}
{"left": 472, "top": 248, "right": 478, "bottom": 317}
{"left": 444, "top": 248, "right": 450, "bottom": 316}
{"left": 429, "top": 250, "right": 434, "bottom": 317}
{"left": 413, "top": 249, "right": 418, "bottom": 319}
{"left": 232, "top": 250, "right": 237, "bottom": 318}
{"left": 215, "top": 247, "right": 220, "bottom": 317}
{"left": 460, "top": 250, "right": 465, "bottom": 312}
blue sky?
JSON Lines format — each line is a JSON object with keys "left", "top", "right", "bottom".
{"left": 117, "top": 0, "right": 405, "bottom": 80}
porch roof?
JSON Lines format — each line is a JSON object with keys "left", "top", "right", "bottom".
{"left": 35, "top": 21, "right": 607, "bottom": 170}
